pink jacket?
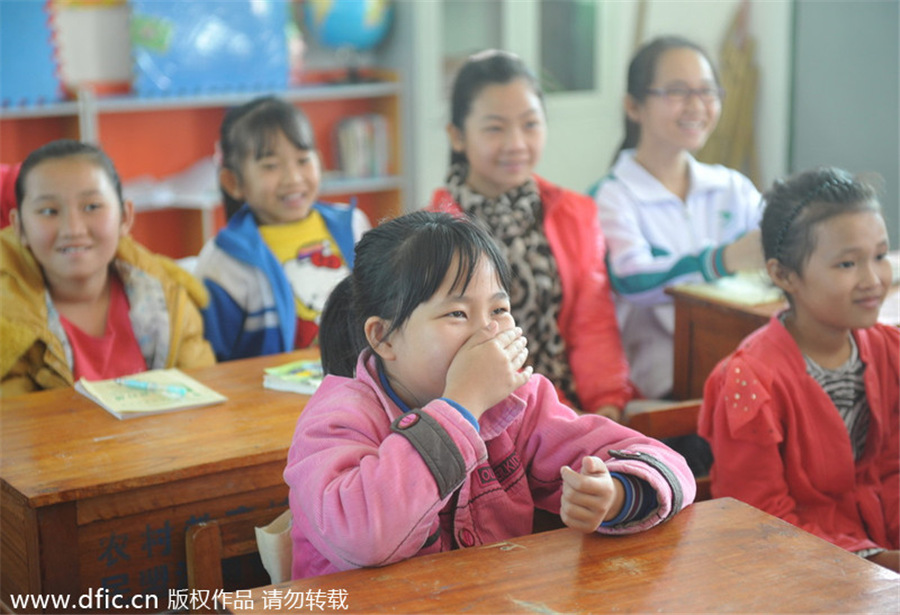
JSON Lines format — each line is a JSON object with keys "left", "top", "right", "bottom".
{"left": 699, "top": 317, "right": 899, "bottom": 553}
{"left": 429, "top": 175, "right": 634, "bottom": 411}
{"left": 285, "top": 351, "right": 695, "bottom": 579}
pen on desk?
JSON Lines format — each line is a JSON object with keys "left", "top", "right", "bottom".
{"left": 114, "top": 378, "right": 188, "bottom": 398}
{"left": 288, "top": 369, "right": 316, "bottom": 379}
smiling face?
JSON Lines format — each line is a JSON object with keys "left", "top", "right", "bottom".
{"left": 628, "top": 47, "right": 721, "bottom": 157}
{"left": 449, "top": 78, "right": 546, "bottom": 199}
{"left": 14, "top": 155, "right": 133, "bottom": 292}
{"left": 777, "top": 209, "right": 891, "bottom": 338}
{"left": 226, "top": 128, "right": 321, "bottom": 225}
{"left": 374, "top": 253, "right": 516, "bottom": 408}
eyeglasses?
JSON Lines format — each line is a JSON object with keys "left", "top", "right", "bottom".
{"left": 645, "top": 86, "right": 724, "bottom": 105}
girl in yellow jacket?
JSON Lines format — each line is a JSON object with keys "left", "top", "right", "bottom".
{"left": 1, "top": 139, "right": 214, "bottom": 397}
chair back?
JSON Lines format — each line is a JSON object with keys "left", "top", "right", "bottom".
{"left": 627, "top": 400, "right": 712, "bottom": 501}
{"left": 185, "top": 505, "right": 289, "bottom": 613}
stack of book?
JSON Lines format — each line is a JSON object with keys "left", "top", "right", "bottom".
{"left": 263, "top": 359, "right": 324, "bottom": 395}
{"left": 334, "top": 113, "right": 388, "bottom": 178}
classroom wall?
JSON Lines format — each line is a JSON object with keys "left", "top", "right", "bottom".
{"left": 791, "top": 0, "right": 899, "bottom": 247}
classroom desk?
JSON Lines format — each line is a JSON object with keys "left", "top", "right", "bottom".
{"left": 0, "top": 349, "right": 315, "bottom": 613}
{"left": 226, "top": 497, "right": 899, "bottom": 614}
{"left": 668, "top": 285, "right": 783, "bottom": 400}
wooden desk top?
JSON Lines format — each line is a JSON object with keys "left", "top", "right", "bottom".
{"left": 666, "top": 284, "right": 786, "bottom": 320}
{"left": 230, "top": 498, "right": 900, "bottom": 614}
{"left": 1, "top": 350, "right": 315, "bottom": 508}
{"left": 667, "top": 282, "right": 900, "bottom": 326}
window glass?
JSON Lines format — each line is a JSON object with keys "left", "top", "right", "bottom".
{"left": 540, "top": 0, "right": 596, "bottom": 92}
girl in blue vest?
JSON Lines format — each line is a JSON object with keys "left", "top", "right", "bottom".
{"left": 195, "top": 96, "right": 371, "bottom": 360}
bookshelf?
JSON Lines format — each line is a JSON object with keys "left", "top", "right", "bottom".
{"left": 0, "top": 71, "right": 405, "bottom": 258}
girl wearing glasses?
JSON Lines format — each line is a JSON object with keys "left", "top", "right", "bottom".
{"left": 591, "top": 36, "right": 764, "bottom": 400}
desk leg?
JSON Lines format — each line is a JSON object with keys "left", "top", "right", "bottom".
{"left": 37, "top": 503, "right": 80, "bottom": 599}
{"left": 672, "top": 302, "right": 694, "bottom": 401}
{"left": 1, "top": 489, "right": 79, "bottom": 612}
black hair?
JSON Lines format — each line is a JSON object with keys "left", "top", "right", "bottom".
{"left": 219, "top": 95, "right": 316, "bottom": 219}
{"left": 319, "top": 210, "right": 511, "bottom": 377}
{"left": 15, "top": 139, "right": 124, "bottom": 212}
{"left": 761, "top": 166, "right": 881, "bottom": 276}
{"left": 448, "top": 49, "right": 545, "bottom": 166}
{"left": 612, "top": 36, "right": 720, "bottom": 164}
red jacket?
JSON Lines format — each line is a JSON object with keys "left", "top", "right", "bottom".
{"left": 699, "top": 316, "right": 899, "bottom": 552}
{"left": 429, "top": 175, "right": 634, "bottom": 411}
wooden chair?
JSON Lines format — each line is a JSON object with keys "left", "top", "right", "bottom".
{"left": 626, "top": 400, "right": 713, "bottom": 502}
{"left": 185, "top": 505, "right": 289, "bottom": 613}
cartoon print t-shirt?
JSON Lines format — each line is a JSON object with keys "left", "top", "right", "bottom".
{"left": 259, "top": 211, "right": 350, "bottom": 348}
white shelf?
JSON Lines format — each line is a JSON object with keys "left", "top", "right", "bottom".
{"left": 93, "top": 81, "right": 401, "bottom": 114}
{"left": 320, "top": 174, "right": 404, "bottom": 197}
{"left": 0, "top": 102, "right": 79, "bottom": 119}
{"left": 1, "top": 80, "right": 401, "bottom": 145}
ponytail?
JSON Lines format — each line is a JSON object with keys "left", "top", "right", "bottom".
{"left": 319, "top": 276, "right": 365, "bottom": 377}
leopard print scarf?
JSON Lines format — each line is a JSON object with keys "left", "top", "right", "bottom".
{"left": 446, "top": 163, "right": 578, "bottom": 407}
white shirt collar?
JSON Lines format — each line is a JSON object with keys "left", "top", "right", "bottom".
{"left": 612, "top": 149, "right": 732, "bottom": 203}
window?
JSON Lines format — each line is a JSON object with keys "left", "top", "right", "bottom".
{"left": 540, "top": 0, "right": 596, "bottom": 93}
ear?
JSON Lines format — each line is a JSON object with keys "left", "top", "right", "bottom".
{"left": 766, "top": 258, "right": 798, "bottom": 293}
{"left": 447, "top": 123, "right": 466, "bottom": 154}
{"left": 9, "top": 208, "right": 26, "bottom": 247}
{"left": 119, "top": 199, "right": 135, "bottom": 236}
{"left": 364, "top": 316, "right": 397, "bottom": 362}
{"left": 219, "top": 168, "right": 244, "bottom": 201}
{"left": 624, "top": 94, "right": 642, "bottom": 124}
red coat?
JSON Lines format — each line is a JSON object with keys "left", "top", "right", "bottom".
{"left": 699, "top": 316, "right": 899, "bottom": 552}
{"left": 429, "top": 175, "right": 634, "bottom": 411}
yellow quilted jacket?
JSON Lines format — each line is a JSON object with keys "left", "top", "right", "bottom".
{"left": 0, "top": 227, "right": 215, "bottom": 397}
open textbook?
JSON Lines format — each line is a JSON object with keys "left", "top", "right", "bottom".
{"left": 676, "top": 270, "right": 784, "bottom": 306}
{"left": 76, "top": 368, "right": 227, "bottom": 420}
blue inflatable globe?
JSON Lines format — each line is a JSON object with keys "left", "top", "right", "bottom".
{"left": 304, "top": 0, "right": 393, "bottom": 51}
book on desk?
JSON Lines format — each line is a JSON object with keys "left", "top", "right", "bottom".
{"left": 75, "top": 368, "right": 228, "bottom": 419}
{"left": 674, "top": 269, "right": 783, "bottom": 306}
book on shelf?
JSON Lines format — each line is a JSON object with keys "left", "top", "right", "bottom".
{"left": 263, "top": 359, "right": 324, "bottom": 395}
{"left": 334, "top": 113, "right": 388, "bottom": 179}
{"left": 75, "top": 368, "right": 227, "bottom": 420}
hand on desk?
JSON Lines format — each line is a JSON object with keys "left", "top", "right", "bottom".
{"left": 560, "top": 455, "right": 625, "bottom": 533}
{"left": 722, "top": 229, "right": 765, "bottom": 273}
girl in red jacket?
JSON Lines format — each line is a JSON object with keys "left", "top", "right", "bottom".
{"left": 699, "top": 167, "right": 899, "bottom": 572}
{"left": 428, "top": 49, "right": 634, "bottom": 421}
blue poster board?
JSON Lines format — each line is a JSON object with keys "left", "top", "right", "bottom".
{"left": 131, "top": 0, "right": 289, "bottom": 97}
{"left": 0, "top": 0, "right": 63, "bottom": 107}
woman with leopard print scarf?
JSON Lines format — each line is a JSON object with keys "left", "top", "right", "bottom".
{"left": 428, "top": 50, "right": 635, "bottom": 420}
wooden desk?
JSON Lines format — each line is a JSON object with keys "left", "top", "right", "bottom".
{"left": 1, "top": 350, "right": 315, "bottom": 613}
{"left": 669, "top": 286, "right": 783, "bottom": 400}
{"left": 228, "top": 498, "right": 899, "bottom": 614}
